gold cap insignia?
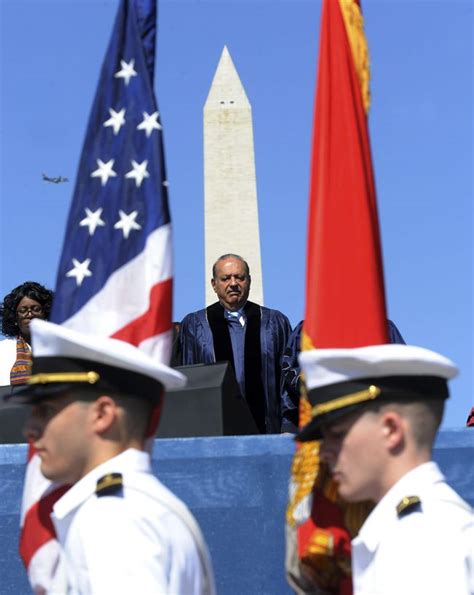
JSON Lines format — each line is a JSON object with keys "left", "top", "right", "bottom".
{"left": 311, "top": 384, "right": 381, "bottom": 417}
{"left": 28, "top": 371, "right": 100, "bottom": 385}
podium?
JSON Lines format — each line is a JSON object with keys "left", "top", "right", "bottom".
{"left": 0, "top": 362, "right": 258, "bottom": 443}
{"left": 0, "top": 386, "right": 28, "bottom": 443}
{"left": 157, "top": 362, "right": 259, "bottom": 437}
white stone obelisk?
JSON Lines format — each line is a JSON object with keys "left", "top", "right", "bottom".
{"left": 204, "top": 46, "right": 264, "bottom": 306}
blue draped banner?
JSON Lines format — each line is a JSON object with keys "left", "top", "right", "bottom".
{"left": 1, "top": 433, "right": 473, "bottom": 594}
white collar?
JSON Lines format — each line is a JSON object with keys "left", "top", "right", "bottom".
{"left": 53, "top": 448, "right": 150, "bottom": 520}
{"left": 355, "top": 461, "right": 444, "bottom": 552}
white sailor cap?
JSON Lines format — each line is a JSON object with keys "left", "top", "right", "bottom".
{"left": 8, "top": 318, "right": 186, "bottom": 403}
{"left": 297, "top": 344, "right": 458, "bottom": 442}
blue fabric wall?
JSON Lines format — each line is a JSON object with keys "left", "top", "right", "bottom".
{"left": 0, "top": 431, "right": 473, "bottom": 594}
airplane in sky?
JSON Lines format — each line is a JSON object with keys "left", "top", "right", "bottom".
{"left": 42, "top": 173, "right": 69, "bottom": 184}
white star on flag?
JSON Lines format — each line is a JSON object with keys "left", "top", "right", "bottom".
{"left": 79, "top": 207, "right": 106, "bottom": 236}
{"left": 66, "top": 258, "right": 92, "bottom": 286}
{"left": 114, "top": 58, "right": 137, "bottom": 85}
{"left": 114, "top": 210, "right": 142, "bottom": 239}
{"left": 91, "top": 158, "right": 117, "bottom": 186}
{"left": 125, "top": 159, "right": 149, "bottom": 187}
{"left": 162, "top": 180, "right": 169, "bottom": 187}
{"left": 103, "top": 108, "right": 126, "bottom": 135}
{"left": 137, "top": 111, "right": 162, "bottom": 137}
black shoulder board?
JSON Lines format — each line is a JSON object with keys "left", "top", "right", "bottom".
{"left": 396, "top": 495, "right": 421, "bottom": 517}
{"left": 96, "top": 472, "right": 123, "bottom": 497}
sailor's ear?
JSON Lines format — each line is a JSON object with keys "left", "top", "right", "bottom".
{"left": 91, "top": 395, "right": 118, "bottom": 434}
{"left": 380, "top": 410, "right": 406, "bottom": 453}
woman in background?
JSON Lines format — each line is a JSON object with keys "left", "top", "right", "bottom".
{"left": 0, "top": 281, "right": 53, "bottom": 386}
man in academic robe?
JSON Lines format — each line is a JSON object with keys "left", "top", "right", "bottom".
{"left": 180, "top": 254, "right": 293, "bottom": 433}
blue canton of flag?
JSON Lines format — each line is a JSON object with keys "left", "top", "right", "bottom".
{"left": 50, "top": 0, "right": 173, "bottom": 363}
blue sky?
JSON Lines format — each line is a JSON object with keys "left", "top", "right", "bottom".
{"left": 0, "top": 0, "right": 472, "bottom": 427}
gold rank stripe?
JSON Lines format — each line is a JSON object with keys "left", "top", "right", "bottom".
{"left": 97, "top": 475, "right": 123, "bottom": 492}
{"left": 28, "top": 371, "right": 100, "bottom": 385}
{"left": 312, "top": 384, "right": 381, "bottom": 417}
{"left": 396, "top": 495, "right": 421, "bottom": 516}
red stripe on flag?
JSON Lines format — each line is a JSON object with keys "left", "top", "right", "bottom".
{"left": 111, "top": 278, "right": 172, "bottom": 346}
{"left": 20, "top": 485, "right": 69, "bottom": 568}
{"left": 28, "top": 442, "right": 37, "bottom": 462}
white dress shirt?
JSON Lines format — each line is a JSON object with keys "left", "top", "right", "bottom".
{"left": 51, "top": 448, "right": 216, "bottom": 595}
{"left": 0, "top": 338, "right": 17, "bottom": 385}
{"left": 352, "top": 461, "right": 473, "bottom": 595}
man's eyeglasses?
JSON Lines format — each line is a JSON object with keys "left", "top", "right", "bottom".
{"left": 17, "top": 305, "right": 44, "bottom": 317}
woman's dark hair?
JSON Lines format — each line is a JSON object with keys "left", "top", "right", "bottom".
{"left": 0, "top": 281, "right": 54, "bottom": 337}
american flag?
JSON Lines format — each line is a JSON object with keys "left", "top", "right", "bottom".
{"left": 19, "top": 0, "right": 173, "bottom": 590}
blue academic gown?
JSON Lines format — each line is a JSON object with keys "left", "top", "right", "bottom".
{"left": 180, "top": 303, "right": 293, "bottom": 433}
{"left": 280, "top": 320, "right": 406, "bottom": 430}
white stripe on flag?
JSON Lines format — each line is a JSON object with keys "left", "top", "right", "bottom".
{"left": 62, "top": 223, "right": 172, "bottom": 335}
{"left": 20, "top": 454, "right": 58, "bottom": 525}
{"left": 139, "top": 328, "right": 173, "bottom": 363}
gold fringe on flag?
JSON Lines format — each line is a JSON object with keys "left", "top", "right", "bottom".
{"left": 339, "top": 0, "right": 371, "bottom": 113}
{"left": 286, "top": 334, "right": 373, "bottom": 589}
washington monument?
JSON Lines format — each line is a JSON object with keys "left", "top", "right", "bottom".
{"left": 203, "top": 46, "right": 264, "bottom": 306}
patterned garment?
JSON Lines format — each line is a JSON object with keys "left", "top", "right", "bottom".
{"left": 10, "top": 336, "right": 32, "bottom": 385}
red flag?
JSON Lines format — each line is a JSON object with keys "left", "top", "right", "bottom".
{"left": 287, "top": 1, "right": 388, "bottom": 593}
{"left": 304, "top": 0, "right": 388, "bottom": 349}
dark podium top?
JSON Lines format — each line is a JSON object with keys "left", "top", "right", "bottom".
{"left": 0, "top": 362, "right": 259, "bottom": 443}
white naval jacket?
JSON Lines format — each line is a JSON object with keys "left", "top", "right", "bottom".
{"left": 50, "top": 448, "right": 216, "bottom": 595}
{"left": 352, "top": 462, "right": 473, "bottom": 595}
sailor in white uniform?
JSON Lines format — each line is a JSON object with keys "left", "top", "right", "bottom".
{"left": 297, "top": 343, "right": 473, "bottom": 595}
{"left": 351, "top": 460, "right": 472, "bottom": 594}
{"left": 10, "top": 319, "right": 216, "bottom": 595}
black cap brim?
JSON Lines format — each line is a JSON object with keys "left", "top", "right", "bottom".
{"left": 5, "top": 356, "right": 164, "bottom": 405}
{"left": 296, "top": 403, "right": 366, "bottom": 442}
{"left": 5, "top": 382, "right": 82, "bottom": 404}
{"left": 297, "top": 375, "right": 449, "bottom": 442}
